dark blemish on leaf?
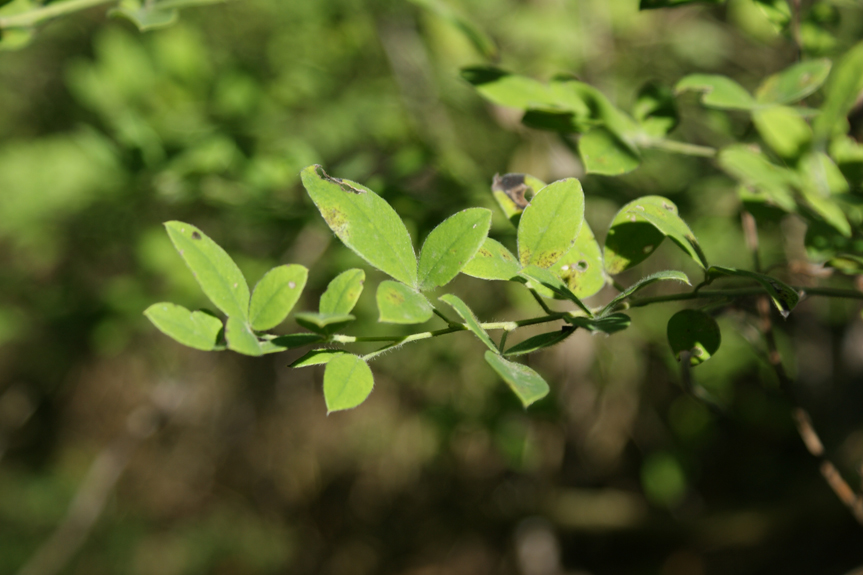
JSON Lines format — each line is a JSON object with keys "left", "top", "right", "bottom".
{"left": 386, "top": 290, "right": 405, "bottom": 305}
{"left": 323, "top": 208, "right": 349, "bottom": 236}
{"left": 192, "top": 231, "right": 202, "bottom": 240}
{"left": 492, "top": 173, "right": 531, "bottom": 209}
{"left": 316, "top": 165, "right": 366, "bottom": 194}
{"left": 576, "top": 260, "right": 589, "bottom": 271}
{"left": 663, "top": 202, "right": 674, "bottom": 211}
{"left": 536, "top": 250, "right": 564, "bottom": 268}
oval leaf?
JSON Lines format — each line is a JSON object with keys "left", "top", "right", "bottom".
{"left": 505, "top": 327, "right": 576, "bottom": 357}
{"left": 755, "top": 58, "right": 832, "bottom": 105}
{"left": 109, "top": 6, "right": 178, "bottom": 31}
{"left": 604, "top": 196, "right": 708, "bottom": 274}
{"left": 753, "top": 106, "right": 812, "bottom": 160}
{"left": 461, "top": 66, "right": 557, "bottom": 109}
{"left": 568, "top": 312, "right": 631, "bottom": 334}
{"left": 549, "top": 221, "right": 606, "bottom": 299}
{"left": 377, "top": 281, "right": 434, "bottom": 324}
{"left": 462, "top": 237, "right": 522, "bottom": 281}
{"left": 579, "top": 127, "right": 641, "bottom": 176}
{"left": 165, "top": 221, "right": 250, "bottom": 320}
{"left": 484, "top": 351, "right": 550, "bottom": 407}
{"left": 320, "top": 269, "right": 365, "bottom": 315}
{"left": 667, "top": 309, "right": 721, "bottom": 366}
{"left": 249, "top": 264, "right": 308, "bottom": 331}
{"left": 301, "top": 165, "right": 417, "bottom": 287}
{"left": 633, "top": 81, "right": 679, "bottom": 137}
{"left": 290, "top": 349, "right": 349, "bottom": 368}
{"left": 144, "top": 303, "right": 222, "bottom": 351}
{"left": 324, "top": 354, "right": 374, "bottom": 413}
{"left": 601, "top": 270, "right": 690, "bottom": 315}
{"left": 706, "top": 266, "right": 799, "bottom": 317}
{"left": 814, "top": 42, "right": 863, "bottom": 143}
{"left": 675, "top": 74, "right": 757, "bottom": 110}
{"left": 439, "top": 294, "right": 498, "bottom": 352}
{"left": 294, "top": 312, "right": 355, "bottom": 334}
{"left": 225, "top": 317, "right": 263, "bottom": 357}
{"left": 418, "top": 208, "right": 492, "bottom": 291}
{"left": 517, "top": 178, "right": 585, "bottom": 268}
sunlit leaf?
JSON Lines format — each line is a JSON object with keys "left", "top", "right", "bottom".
{"left": 249, "top": 264, "right": 308, "bottom": 331}
{"left": 667, "top": 309, "right": 721, "bottom": 366}
{"left": 799, "top": 152, "right": 852, "bottom": 237}
{"left": 290, "top": 349, "right": 349, "bottom": 368}
{"left": 376, "top": 281, "right": 434, "bottom": 324}
{"left": 752, "top": 106, "right": 812, "bottom": 160}
{"left": 462, "top": 237, "right": 522, "bottom": 281}
{"left": 706, "top": 266, "right": 800, "bottom": 317}
{"left": 600, "top": 270, "right": 690, "bottom": 315}
{"left": 324, "top": 354, "right": 374, "bottom": 413}
{"left": 518, "top": 265, "right": 591, "bottom": 315}
{"left": 409, "top": 0, "right": 498, "bottom": 61}
{"left": 755, "top": 58, "right": 832, "bottom": 105}
{"left": 675, "top": 74, "right": 757, "bottom": 110}
{"left": 633, "top": 82, "right": 679, "bottom": 137}
{"left": 718, "top": 145, "right": 798, "bottom": 211}
{"left": 320, "top": 269, "right": 365, "bottom": 315}
{"left": 504, "top": 327, "right": 575, "bottom": 357}
{"left": 439, "top": 294, "right": 498, "bottom": 352}
{"left": 751, "top": 0, "right": 791, "bottom": 32}
{"left": 517, "top": 178, "right": 585, "bottom": 268}
{"left": 301, "top": 165, "right": 417, "bottom": 287}
{"left": 579, "top": 127, "right": 641, "bottom": 175}
{"left": 144, "top": 303, "right": 222, "bottom": 351}
{"left": 294, "top": 312, "right": 355, "bottom": 334}
{"left": 461, "top": 66, "right": 557, "bottom": 109}
{"left": 109, "top": 6, "right": 178, "bottom": 31}
{"left": 225, "top": 316, "right": 263, "bottom": 356}
{"left": 549, "top": 221, "right": 606, "bottom": 299}
{"left": 164, "top": 221, "right": 250, "bottom": 320}
{"left": 418, "top": 208, "right": 492, "bottom": 290}
{"left": 814, "top": 41, "right": 863, "bottom": 143}
{"left": 484, "top": 351, "right": 550, "bottom": 407}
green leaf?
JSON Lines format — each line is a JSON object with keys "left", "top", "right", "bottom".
{"left": 667, "top": 309, "right": 721, "bottom": 366}
{"left": 439, "top": 294, "right": 498, "bottom": 352}
{"left": 752, "top": 106, "right": 812, "bottom": 160}
{"left": 490, "top": 173, "right": 546, "bottom": 225}
{"left": 323, "top": 354, "right": 375, "bottom": 413}
{"left": 549, "top": 221, "right": 607, "bottom": 299}
{"left": 462, "top": 237, "right": 522, "bottom": 281}
{"left": 600, "top": 270, "right": 690, "bottom": 315}
{"left": 706, "top": 266, "right": 800, "bottom": 317}
{"left": 633, "top": 82, "right": 679, "bottom": 137}
{"left": 805, "top": 220, "right": 863, "bottom": 270}
{"left": 579, "top": 127, "right": 641, "bottom": 175}
{"left": 269, "top": 333, "right": 326, "bottom": 349}
{"left": 376, "top": 281, "right": 434, "bottom": 324}
{"left": 521, "top": 109, "right": 585, "bottom": 133}
{"left": 248, "top": 264, "right": 308, "bottom": 331}
{"left": 484, "top": 351, "right": 550, "bottom": 407}
{"left": 144, "top": 303, "right": 223, "bottom": 351}
{"left": 301, "top": 165, "right": 417, "bottom": 287}
{"left": 164, "top": 221, "right": 250, "bottom": 320}
{"left": 0, "top": 27, "right": 35, "bottom": 51}
{"left": 603, "top": 197, "right": 708, "bottom": 274}
{"left": 718, "top": 145, "right": 798, "bottom": 211}
{"left": 799, "top": 152, "right": 852, "bottom": 237}
{"left": 751, "top": 0, "right": 791, "bottom": 31}
{"left": 294, "top": 312, "right": 355, "bottom": 334}
{"left": 320, "top": 269, "right": 365, "bottom": 315}
{"left": 109, "top": 6, "right": 179, "bottom": 31}
{"left": 554, "top": 79, "right": 640, "bottom": 138}
{"left": 418, "top": 208, "right": 492, "bottom": 290}
{"left": 755, "top": 59, "right": 832, "bottom": 105}
{"left": 640, "top": 0, "right": 724, "bottom": 8}
{"left": 408, "top": 0, "right": 497, "bottom": 61}
{"left": 505, "top": 327, "right": 576, "bottom": 357}
{"left": 290, "top": 349, "right": 349, "bottom": 368}
{"left": 814, "top": 41, "right": 863, "bottom": 143}
{"left": 675, "top": 75, "right": 757, "bottom": 110}
{"left": 568, "top": 313, "right": 631, "bottom": 334}
{"left": 518, "top": 265, "right": 592, "bottom": 315}
{"left": 517, "top": 178, "right": 585, "bottom": 268}
{"left": 225, "top": 316, "right": 263, "bottom": 357}
{"left": 461, "top": 67, "right": 557, "bottom": 109}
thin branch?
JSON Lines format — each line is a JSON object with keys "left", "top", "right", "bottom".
{"left": 0, "top": 0, "right": 114, "bottom": 29}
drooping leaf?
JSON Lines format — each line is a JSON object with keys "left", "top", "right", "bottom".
{"left": 408, "top": 0, "right": 498, "bottom": 61}
{"left": 484, "top": 351, "right": 550, "bottom": 407}
{"left": 517, "top": 178, "right": 585, "bottom": 268}
{"left": 640, "top": 0, "right": 724, "bottom": 8}
{"left": 753, "top": 106, "right": 812, "bottom": 160}
{"left": 718, "top": 144, "right": 798, "bottom": 211}
{"left": 462, "top": 237, "right": 522, "bottom": 281}
{"left": 109, "top": 6, "right": 178, "bottom": 31}
{"left": 814, "top": 41, "right": 863, "bottom": 143}
{"left": 439, "top": 294, "right": 498, "bottom": 352}
{"left": 667, "top": 309, "right": 721, "bottom": 366}
{"left": 519, "top": 265, "right": 592, "bottom": 315}
{"left": 268, "top": 333, "right": 326, "bottom": 349}
{"left": 164, "top": 221, "right": 250, "bottom": 320}
{"left": 706, "top": 266, "right": 800, "bottom": 317}
{"left": 568, "top": 313, "right": 632, "bottom": 334}
{"left": 320, "top": 269, "right": 365, "bottom": 315}
{"left": 675, "top": 74, "right": 757, "bottom": 110}
{"left": 323, "top": 354, "right": 374, "bottom": 413}
{"left": 604, "top": 197, "right": 708, "bottom": 274}
{"left": 225, "top": 316, "right": 263, "bottom": 357}
{"left": 490, "top": 173, "right": 547, "bottom": 226}
{"left": 579, "top": 127, "right": 641, "bottom": 175}
{"left": 461, "top": 66, "right": 557, "bottom": 109}
{"left": 633, "top": 82, "right": 679, "bottom": 137}
{"left": 144, "top": 303, "right": 223, "bottom": 351}
{"left": 290, "top": 349, "right": 350, "bottom": 368}
{"left": 549, "top": 221, "right": 607, "bottom": 299}
{"left": 376, "top": 281, "right": 434, "bottom": 324}
{"left": 600, "top": 270, "right": 690, "bottom": 315}
{"left": 248, "top": 264, "right": 308, "bottom": 331}
{"left": 294, "top": 312, "right": 355, "bottom": 334}
{"left": 301, "top": 165, "right": 417, "bottom": 287}
{"left": 504, "top": 327, "right": 576, "bottom": 357}
{"left": 418, "top": 208, "right": 492, "bottom": 291}
{"left": 755, "top": 59, "right": 832, "bottom": 105}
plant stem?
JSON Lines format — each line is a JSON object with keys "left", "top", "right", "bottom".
{"left": 627, "top": 285, "right": 863, "bottom": 308}
{"left": 0, "top": 0, "right": 114, "bottom": 28}
{"left": 640, "top": 137, "right": 717, "bottom": 158}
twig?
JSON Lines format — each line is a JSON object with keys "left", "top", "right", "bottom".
{"left": 0, "top": 0, "right": 114, "bottom": 29}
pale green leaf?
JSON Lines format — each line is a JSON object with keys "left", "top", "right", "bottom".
{"left": 164, "top": 221, "right": 250, "bottom": 320}
{"left": 518, "top": 265, "right": 591, "bottom": 315}
{"left": 249, "top": 264, "right": 308, "bottom": 331}
{"left": 814, "top": 41, "right": 863, "bottom": 143}
{"left": 320, "top": 269, "right": 365, "bottom": 315}
{"left": 376, "top": 281, "right": 434, "bottom": 324}
{"left": 418, "top": 208, "right": 492, "bottom": 290}
{"left": 109, "top": 6, "right": 178, "bottom": 31}
{"left": 439, "top": 294, "right": 498, "bottom": 352}
{"left": 290, "top": 349, "right": 349, "bottom": 368}
{"left": 799, "top": 152, "right": 852, "bottom": 237}
{"left": 409, "top": 0, "right": 497, "bottom": 60}
{"left": 294, "top": 312, "right": 355, "bottom": 334}
{"left": 225, "top": 316, "right": 263, "bottom": 357}
{"left": 462, "top": 237, "right": 522, "bottom": 281}
{"left": 675, "top": 74, "right": 757, "bottom": 110}
{"left": 324, "top": 354, "right": 374, "bottom": 413}
{"left": 718, "top": 145, "right": 798, "bottom": 211}
{"left": 753, "top": 106, "right": 812, "bottom": 160}
{"left": 517, "top": 178, "right": 585, "bottom": 268}
{"left": 461, "top": 67, "right": 557, "bottom": 109}
{"left": 579, "top": 127, "right": 641, "bottom": 175}
{"left": 549, "top": 221, "right": 607, "bottom": 299}
{"left": 633, "top": 82, "right": 679, "bottom": 137}
{"left": 484, "top": 351, "right": 550, "bottom": 407}
{"left": 301, "top": 165, "right": 417, "bottom": 287}
{"left": 144, "top": 303, "right": 222, "bottom": 351}
{"left": 755, "top": 58, "right": 832, "bottom": 105}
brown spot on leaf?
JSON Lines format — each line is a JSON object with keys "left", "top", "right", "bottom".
{"left": 191, "top": 231, "right": 202, "bottom": 240}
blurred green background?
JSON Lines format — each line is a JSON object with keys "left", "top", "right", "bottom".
{"left": 1, "top": 0, "right": 863, "bottom": 574}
